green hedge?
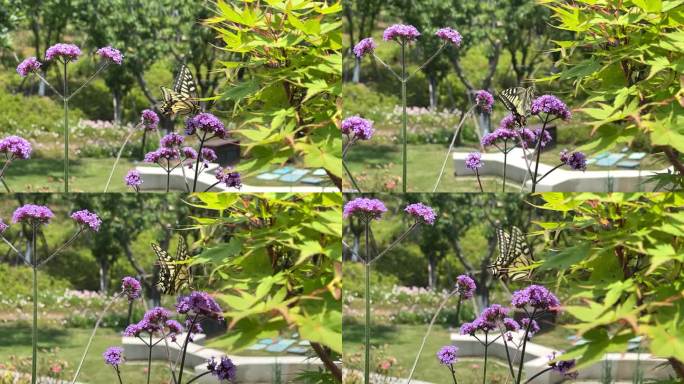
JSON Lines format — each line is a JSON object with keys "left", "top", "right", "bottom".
{"left": 0, "top": 264, "right": 72, "bottom": 297}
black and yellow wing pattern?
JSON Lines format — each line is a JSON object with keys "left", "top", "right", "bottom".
{"left": 154, "top": 236, "right": 192, "bottom": 295}
{"left": 160, "top": 64, "right": 199, "bottom": 117}
{"left": 498, "top": 87, "right": 534, "bottom": 126}
{"left": 489, "top": 225, "right": 534, "bottom": 281}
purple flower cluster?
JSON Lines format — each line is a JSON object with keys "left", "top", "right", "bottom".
{"left": 215, "top": 167, "right": 242, "bottom": 189}
{"left": 521, "top": 317, "right": 540, "bottom": 338}
{"left": 160, "top": 133, "right": 184, "bottom": 148}
{"left": 124, "top": 307, "right": 174, "bottom": 337}
{"left": 383, "top": 24, "right": 421, "bottom": 42}
{"left": 481, "top": 128, "right": 516, "bottom": 147}
{"left": 455, "top": 275, "right": 476, "bottom": 299}
{"left": 45, "top": 43, "right": 81, "bottom": 62}
{"left": 183, "top": 147, "right": 198, "bottom": 160}
{"left": 16, "top": 57, "right": 42, "bottom": 77}
{"left": 475, "top": 90, "right": 494, "bottom": 114}
{"left": 465, "top": 152, "right": 483, "bottom": 170}
{"left": 530, "top": 95, "right": 571, "bottom": 121}
{"left": 141, "top": 109, "right": 159, "bottom": 131}
{"left": 124, "top": 170, "right": 142, "bottom": 188}
{"left": 103, "top": 346, "right": 124, "bottom": 366}
{"left": 207, "top": 356, "right": 237, "bottom": 381}
{"left": 165, "top": 319, "right": 183, "bottom": 342}
{"left": 480, "top": 304, "right": 509, "bottom": 323}
{"left": 185, "top": 113, "right": 227, "bottom": 139}
{"left": 511, "top": 285, "right": 560, "bottom": 311}
{"left": 341, "top": 116, "right": 374, "bottom": 141}
{"left": 71, "top": 209, "right": 101, "bottom": 232}
{"left": 0, "top": 219, "right": 8, "bottom": 234}
{"left": 343, "top": 197, "right": 387, "bottom": 220}
{"left": 201, "top": 148, "right": 218, "bottom": 167}
{"left": 518, "top": 127, "right": 553, "bottom": 149}
{"left": 436, "top": 345, "right": 458, "bottom": 365}
{"left": 548, "top": 352, "right": 578, "bottom": 379}
{"left": 499, "top": 114, "right": 518, "bottom": 130}
{"left": 12, "top": 204, "right": 54, "bottom": 225}
{"left": 176, "top": 291, "right": 224, "bottom": 320}
{"left": 353, "top": 38, "right": 377, "bottom": 58}
{"left": 404, "top": 203, "right": 436, "bottom": 225}
{"left": 121, "top": 276, "right": 142, "bottom": 301}
{"left": 461, "top": 305, "right": 518, "bottom": 336}
{"left": 0, "top": 136, "right": 32, "bottom": 160}
{"left": 560, "top": 150, "right": 587, "bottom": 171}
{"left": 96, "top": 46, "right": 123, "bottom": 65}
{"left": 435, "top": 28, "right": 462, "bottom": 46}
{"left": 145, "top": 147, "right": 180, "bottom": 164}
{"left": 503, "top": 317, "right": 520, "bottom": 332}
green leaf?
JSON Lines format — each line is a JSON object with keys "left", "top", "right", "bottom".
{"left": 540, "top": 243, "right": 592, "bottom": 270}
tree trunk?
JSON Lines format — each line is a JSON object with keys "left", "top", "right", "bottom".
{"left": 113, "top": 91, "right": 123, "bottom": 125}
{"left": 668, "top": 358, "right": 684, "bottom": 381}
{"left": 428, "top": 74, "right": 438, "bottom": 111}
{"left": 311, "top": 342, "right": 341, "bottom": 382}
{"left": 352, "top": 58, "right": 361, "bottom": 83}
{"left": 427, "top": 254, "right": 437, "bottom": 289}
{"left": 99, "top": 261, "right": 109, "bottom": 293}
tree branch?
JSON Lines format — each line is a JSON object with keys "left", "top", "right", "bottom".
{"left": 311, "top": 342, "right": 341, "bottom": 382}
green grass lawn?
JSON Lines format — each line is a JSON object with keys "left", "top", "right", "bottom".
{"left": 2, "top": 157, "right": 334, "bottom": 192}
{"left": 0, "top": 324, "right": 176, "bottom": 384}
{"left": 345, "top": 143, "right": 669, "bottom": 192}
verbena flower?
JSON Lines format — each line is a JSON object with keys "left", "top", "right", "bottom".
{"left": 475, "top": 90, "right": 494, "bottom": 114}
{"left": 353, "top": 38, "right": 376, "bottom": 58}
{"left": 480, "top": 304, "right": 509, "bottom": 323}
{"left": 383, "top": 24, "right": 421, "bottom": 42}
{"left": 0, "top": 136, "right": 32, "bottom": 159}
{"left": 341, "top": 116, "right": 374, "bottom": 140}
{"left": 499, "top": 114, "right": 517, "bottom": 130}
{"left": 201, "top": 148, "right": 218, "bottom": 166}
{"left": 165, "top": 320, "right": 183, "bottom": 342}
{"left": 186, "top": 318, "right": 203, "bottom": 341}
{"left": 144, "top": 148, "right": 179, "bottom": 163}
{"left": 456, "top": 275, "right": 476, "bottom": 299}
{"left": 124, "top": 307, "right": 176, "bottom": 337}
{"left": 215, "top": 167, "right": 242, "bottom": 189}
{"left": 404, "top": 203, "right": 436, "bottom": 225}
{"left": 71, "top": 209, "right": 102, "bottom": 232}
{"left": 511, "top": 285, "right": 560, "bottom": 311}
{"left": 160, "top": 133, "right": 184, "bottom": 148}
{"left": 103, "top": 346, "right": 124, "bottom": 366}
{"left": 548, "top": 352, "right": 578, "bottom": 379}
{"left": 343, "top": 197, "right": 387, "bottom": 221}
{"left": 560, "top": 150, "right": 587, "bottom": 171}
{"left": 435, "top": 28, "right": 462, "bottom": 46}
{"left": 503, "top": 318, "right": 520, "bottom": 332}
{"left": 481, "top": 128, "right": 516, "bottom": 147}
{"left": 122, "top": 322, "right": 143, "bottom": 337}
{"left": 530, "top": 95, "right": 571, "bottom": 121}
{"left": 185, "top": 113, "right": 227, "bottom": 138}
{"left": 520, "top": 317, "right": 541, "bottom": 338}
{"left": 12, "top": 204, "right": 54, "bottom": 225}
{"left": 436, "top": 345, "right": 458, "bottom": 365}
{"left": 124, "top": 170, "right": 142, "bottom": 187}
{"left": 45, "top": 43, "right": 82, "bottom": 62}
{"left": 140, "top": 109, "right": 159, "bottom": 131}
{"left": 207, "top": 356, "right": 237, "bottom": 381}
{"left": 0, "top": 219, "right": 8, "bottom": 234}
{"left": 96, "top": 46, "right": 123, "bottom": 65}
{"left": 459, "top": 321, "right": 478, "bottom": 335}
{"left": 465, "top": 152, "right": 483, "bottom": 170}
{"left": 176, "top": 291, "right": 224, "bottom": 320}
{"left": 16, "top": 57, "right": 42, "bottom": 77}
{"left": 121, "top": 276, "right": 142, "bottom": 301}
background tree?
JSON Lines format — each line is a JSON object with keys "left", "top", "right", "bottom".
{"left": 343, "top": 0, "right": 386, "bottom": 83}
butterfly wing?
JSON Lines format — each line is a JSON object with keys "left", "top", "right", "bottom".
{"left": 489, "top": 226, "right": 534, "bottom": 281}
{"left": 171, "top": 237, "right": 192, "bottom": 294}
{"left": 159, "top": 65, "right": 199, "bottom": 117}
{"left": 153, "top": 242, "right": 174, "bottom": 295}
{"left": 153, "top": 238, "right": 192, "bottom": 295}
{"left": 498, "top": 87, "right": 534, "bottom": 126}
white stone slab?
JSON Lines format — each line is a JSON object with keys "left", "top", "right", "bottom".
{"left": 452, "top": 149, "right": 671, "bottom": 192}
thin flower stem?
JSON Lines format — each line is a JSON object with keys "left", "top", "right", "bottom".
{"left": 401, "top": 42, "right": 408, "bottom": 193}
{"left": 343, "top": 161, "right": 362, "bottom": 193}
{"left": 449, "top": 364, "right": 459, "bottom": 384}
{"left": 38, "top": 229, "right": 84, "bottom": 268}
{"left": 147, "top": 333, "right": 153, "bottom": 384}
{"left": 63, "top": 60, "right": 69, "bottom": 192}
{"left": 192, "top": 132, "right": 208, "bottom": 192}
{"left": 407, "top": 44, "right": 447, "bottom": 80}
{"left": 1, "top": 177, "right": 11, "bottom": 193}
{"left": 71, "top": 292, "right": 123, "bottom": 383}
{"left": 512, "top": 130, "right": 534, "bottom": 191}
{"left": 115, "top": 366, "right": 124, "bottom": 384}
{"left": 433, "top": 107, "right": 475, "bottom": 192}
{"left": 0, "top": 159, "right": 12, "bottom": 180}
{"left": 177, "top": 314, "right": 200, "bottom": 383}
{"left": 31, "top": 225, "right": 38, "bottom": 384}
{"left": 500, "top": 329, "right": 516, "bottom": 382}
{"left": 406, "top": 289, "right": 459, "bottom": 384}
{"left": 531, "top": 117, "right": 549, "bottom": 193}
{"left": 371, "top": 53, "right": 402, "bottom": 82}
{"left": 475, "top": 169, "right": 484, "bottom": 192}
{"left": 33, "top": 71, "right": 63, "bottom": 99}
{"left": 503, "top": 141, "right": 508, "bottom": 193}
{"left": 104, "top": 128, "right": 137, "bottom": 192}
{"left": 204, "top": 181, "right": 221, "bottom": 192}
{"left": 69, "top": 62, "right": 109, "bottom": 100}
{"left": 160, "top": 332, "right": 179, "bottom": 384}
{"left": 535, "top": 163, "right": 564, "bottom": 184}
{"left": 342, "top": 137, "right": 356, "bottom": 159}
{"left": 1, "top": 236, "right": 26, "bottom": 262}
{"left": 180, "top": 161, "right": 191, "bottom": 193}
{"left": 167, "top": 168, "right": 171, "bottom": 193}
{"left": 515, "top": 309, "right": 538, "bottom": 384}
{"left": 141, "top": 130, "right": 148, "bottom": 160}
{"left": 185, "top": 371, "right": 211, "bottom": 384}
{"left": 523, "top": 367, "right": 553, "bottom": 384}
{"left": 483, "top": 333, "right": 489, "bottom": 384}
{"left": 369, "top": 223, "right": 418, "bottom": 264}
{"left": 363, "top": 222, "right": 371, "bottom": 384}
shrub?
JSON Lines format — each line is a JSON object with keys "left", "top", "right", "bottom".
{"left": 0, "top": 264, "right": 71, "bottom": 297}
{"left": 0, "top": 89, "right": 84, "bottom": 135}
